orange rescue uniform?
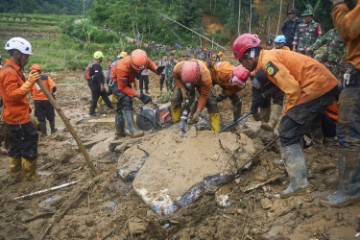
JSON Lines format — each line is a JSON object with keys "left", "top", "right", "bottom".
{"left": 332, "top": 2, "right": 360, "bottom": 69}
{"left": 0, "top": 59, "right": 32, "bottom": 124}
{"left": 211, "top": 61, "right": 243, "bottom": 96}
{"left": 31, "top": 76, "right": 56, "bottom": 100}
{"left": 256, "top": 49, "right": 338, "bottom": 113}
{"left": 114, "top": 56, "right": 156, "bottom": 97}
{"left": 173, "top": 60, "right": 212, "bottom": 112}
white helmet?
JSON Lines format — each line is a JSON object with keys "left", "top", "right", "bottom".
{"left": 5, "top": 37, "right": 32, "bottom": 55}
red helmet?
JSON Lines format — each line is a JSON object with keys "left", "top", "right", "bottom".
{"left": 230, "top": 65, "right": 250, "bottom": 88}
{"left": 231, "top": 34, "right": 261, "bottom": 60}
{"left": 130, "top": 49, "right": 148, "bottom": 71}
{"left": 30, "top": 64, "right": 42, "bottom": 71}
{"left": 181, "top": 61, "right": 200, "bottom": 84}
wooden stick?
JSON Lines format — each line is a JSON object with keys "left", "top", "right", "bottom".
{"left": 36, "top": 79, "right": 98, "bottom": 176}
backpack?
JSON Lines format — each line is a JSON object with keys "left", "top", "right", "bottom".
{"left": 84, "top": 61, "right": 96, "bottom": 81}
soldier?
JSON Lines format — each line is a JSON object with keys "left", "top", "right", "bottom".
{"left": 307, "top": 28, "right": 346, "bottom": 80}
{"left": 292, "top": 9, "right": 322, "bottom": 55}
{"left": 165, "top": 53, "right": 177, "bottom": 91}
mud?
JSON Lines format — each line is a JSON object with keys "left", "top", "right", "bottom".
{"left": 0, "top": 71, "right": 359, "bottom": 240}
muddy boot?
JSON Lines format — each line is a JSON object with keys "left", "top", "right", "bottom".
{"left": 39, "top": 122, "right": 47, "bottom": 136}
{"left": 232, "top": 102, "right": 242, "bottom": 121}
{"left": 115, "top": 112, "right": 126, "bottom": 139}
{"left": 22, "top": 158, "right": 37, "bottom": 181}
{"left": 123, "top": 110, "right": 144, "bottom": 138}
{"left": 309, "top": 119, "right": 324, "bottom": 144}
{"left": 320, "top": 149, "right": 360, "bottom": 207}
{"left": 49, "top": 121, "right": 57, "bottom": 134}
{"left": 261, "top": 104, "right": 282, "bottom": 131}
{"left": 280, "top": 144, "right": 312, "bottom": 198}
{"left": 259, "top": 106, "right": 271, "bottom": 122}
{"left": 8, "top": 157, "right": 22, "bottom": 182}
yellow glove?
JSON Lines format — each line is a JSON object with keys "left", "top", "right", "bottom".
{"left": 189, "top": 111, "right": 200, "bottom": 124}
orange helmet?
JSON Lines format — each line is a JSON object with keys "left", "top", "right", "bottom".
{"left": 230, "top": 65, "right": 250, "bottom": 88}
{"left": 130, "top": 49, "right": 148, "bottom": 71}
{"left": 231, "top": 33, "right": 261, "bottom": 60}
{"left": 181, "top": 61, "right": 200, "bottom": 85}
{"left": 30, "top": 64, "right": 42, "bottom": 71}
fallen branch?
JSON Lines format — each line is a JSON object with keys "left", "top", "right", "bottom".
{"left": 14, "top": 181, "right": 78, "bottom": 200}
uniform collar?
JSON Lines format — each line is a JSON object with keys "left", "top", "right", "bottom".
{"left": 5, "top": 58, "right": 22, "bottom": 73}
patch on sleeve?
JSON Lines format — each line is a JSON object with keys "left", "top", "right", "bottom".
{"left": 264, "top": 61, "right": 279, "bottom": 77}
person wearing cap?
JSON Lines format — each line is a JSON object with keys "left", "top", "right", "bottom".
{"left": 30, "top": 64, "right": 57, "bottom": 136}
{"left": 292, "top": 9, "right": 322, "bottom": 55}
{"left": 88, "top": 51, "right": 113, "bottom": 116}
{"left": 112, "top": 49, "right": 164, "bottom": 138}
{"left": 171, "top": 60, "right": 220, "bottom": 132}
{"left": 231, "top": 33, "right": 338, "bottom": 198}
{"left": 0, "top": 37, "right": 40, "bottom": 182}
{"left": 210, "top": 62, "right": 250, "bottom": 122}
{"left": 281, "top": 9, "right": 302, "bottom": 50}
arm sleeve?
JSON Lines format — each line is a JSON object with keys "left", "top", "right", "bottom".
{"left": 310, "top": 29, "right": 329, "bottom": 51}
{"left": 48, "top": 77, "right": 57, "bottom": 94}
{"left": 3, "top": 74, "right": 30, "bottom": 101}
{"left": 332, "top": 3, "right": 360, "bottom": 40}
{"left": 196, "top": 71, "right": 212, "bottom": 112}
{"left": 292, "top": 27, "right": 299, "bottom": 47}
{"left": 147, "top": 58, "right": 158, "bottom": 73}
{"left": 116, "top": 66, "right": 136, "bottom": 97}
{"left": 173, "top": 63, "right": 185, "bottom": 90}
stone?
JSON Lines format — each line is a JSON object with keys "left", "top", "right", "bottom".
{"left": 260, "top": 198, "right": 272, "bottom": 210}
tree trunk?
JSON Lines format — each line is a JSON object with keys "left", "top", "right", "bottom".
{"left": 276, "top": 0, "right": 283, "bottom": 35}
{"left": 237, "top": 0, "right": 242, "bottom": 35}
{"left": 249, "top": 0, "right": 252, "bottom": 33}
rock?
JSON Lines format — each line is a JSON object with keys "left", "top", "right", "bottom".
{"left": 38, "top": 195, "right": 63, "bottom": 211}
{"left": 184, "top": 125, "right": 197, "bottom": 138}
{"left": 89, "top": 138, "right": 111, "bottom": 160}
{"left": 215, "top": 185, "right": 232, "bottom": 207}
{"left": 260, "top": 198, "right": 272, "bottom": 210}
{"left": 102, "top": 201, "right": 117, "bottom": 214}
{"left": 128, "top": 217, "right": 148, "bottom": 235}
{"left": 117, "top": 146, "right": 147, "bottom": 181}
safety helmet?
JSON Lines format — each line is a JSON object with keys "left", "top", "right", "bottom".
{"left": 231, "top": 34, "right": 261, "bottom": 60}
{"left": 230, "top": 65, "right": 250, "bottom": 88}
{"left": 119, "top": 51, "right": 128, "bottom": 59}
{"left": 130, "top": 49, "right": 148, "bottom": 71}
{"left": 181, "top": 61, "right": 200, "bottom": 85}
{"left": 93, "top": 51, "right": 104, "bottom": 60}
{"left": 30, "top": 64, "right": 42, "bottom": 71}
{"left": 274, "top": 35, "right": 286, "bottom": 44}
{"left": 5, "top": 37, "right": 32, "bottom": 55}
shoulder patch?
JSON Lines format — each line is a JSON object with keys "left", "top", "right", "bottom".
{"left": 264, "top": 61, "right": 279, "bottom": 77}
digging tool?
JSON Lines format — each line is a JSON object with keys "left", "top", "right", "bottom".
{"left": 220, "top": 111, "right": 253, "bottom": 132}
{"left": 35, "top": 79, "right": 98, "bottom": 176}
{"left": 235, "top": 135, "right": 280, "bottom": 178}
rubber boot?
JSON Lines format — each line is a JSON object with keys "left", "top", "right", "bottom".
{"left": 259, "top": 106, "right": 271, "bottom": 122}
{"left": 122, "top": 110, "right": 144, "bottom": 138}
{"left": 39, "top": 122, "right": 47, "bottom": 136}
{"left": 209, "top": 113, "right": 221, "bottom": 133}
{"left": 8, "top": 157, "right": 22, "bottom": 182}
{"left": 171, "top": 106, "right": 182, "bottom": 123}
{"left": 261, "top": 104, "right": 282, "bottom": 131}
{"left": 232, "top": 102, "right": 242, "bottom": 121}
{"left": 280, "top": 144, "right": 312, "bottom": 198}
{"left": 309, "top": 119, "right": 324, "bottom": 144}
{"left": 115, "top": 112, "right": 126, "bottom": 139}
{"left": 22, "top": 158, "right": 37, "bottom": 181}
{"left": 320, "top": 149, "right": 360, "bottom": 207}
{"left": 49, "top": 121, "right": 57, "bottom": 134}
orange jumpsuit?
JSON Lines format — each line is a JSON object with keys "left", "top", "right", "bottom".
{"left": 173, "top": 60, "right": 212, "bottom": 113}
{"left": 256, "top": 49, "right": 338, "bottom": 113}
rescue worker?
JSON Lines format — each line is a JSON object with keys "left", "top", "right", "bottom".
{"left": 320, "top": 0, "right": 360, "bottom": 207}
{"left": 88, "top": 51, "right": 113, "bottom": 116}
{"left": 274, "top": 35, "right": 290, "bottom": 50}
{"left": 232, "top": 33, "right": 338, "bottom": 198}
{"left": 113, "top": 49, "right": 164, "bottom": 138}
{"left": 292, "top": 9, "right": 322, "bottom": 55}
{"left": 0, "top": 37, "right": 40, "bottom": 181}
{"left": 281, "top": 9, "right": 302, "bottom": 50}
{"left": 171, "top": 60, "right": 220, "bottom": 132}
{"left": 139, "top": 68, "right": 149, "bottom": 94}
{"left": 307, "top": 28, "right": 345, "bottom": 80}
{"left": 166, "top": 53, "right": 177, "bottom": 91}
{"left": 210, "top": 62, "right": 250, "bottom": 121}
{"left": 30, "top": 64, "right": 57, "bottom": 136}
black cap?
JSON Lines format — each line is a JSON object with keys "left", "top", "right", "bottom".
{"left": 288, "top": 9, "right": 297, "bottom": 14}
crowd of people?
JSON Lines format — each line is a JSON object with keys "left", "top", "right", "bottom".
{"left": 0, "top": 0, "right": 359, "bottom": 234}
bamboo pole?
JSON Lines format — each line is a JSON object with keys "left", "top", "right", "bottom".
{"left": 36, "top": 79, "right": 98, "bottom": 176}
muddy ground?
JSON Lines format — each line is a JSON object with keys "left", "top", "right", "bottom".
{"left": 0, "top": 71, "right": 359, "bottom": 240}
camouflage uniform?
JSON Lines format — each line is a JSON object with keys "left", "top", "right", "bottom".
{"left": 293, "top": 20, "right": 322, "bottom": 55}
{"left": 309, "top": 28, "right": 345, "bottom": 80}
{"left": 165, "top": 59, "right": 177, "bottom": 90}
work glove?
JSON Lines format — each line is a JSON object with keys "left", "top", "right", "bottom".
{"left": 20, "top": 70, "right": 40, "bottom": 93}
{"left": 188, "top": 111, "right": 200, "bottom": 124}
{"left": 180, "top": 88, "right": 188, "bottom": 101}
{"left": 139, "top": 93, "right": 152, "bottom": 104}
{"left": 155, "top": 66, "right": 165, "bottom": 75}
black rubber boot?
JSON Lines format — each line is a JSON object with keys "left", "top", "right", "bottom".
{"left": 320, "top": 150, "right": 360, "bottom": 207}
{"left": 49, "top": 121, "right": 57, "bottom": 134}
{"left": 39, "top": 122, "right": 47, "bottom": 136}
{"left": 280, "top": 144, "right": 312, "bottom": 198}
{"left": 115, "top": 112, "right": 126, "bottom": 139}
{"left": 122, "top": 110, "right": 144, "bottom": 138}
